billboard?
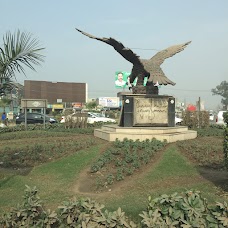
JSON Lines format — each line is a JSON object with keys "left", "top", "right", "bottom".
{"left": 115, "top": 71, "right": 147, "bottom": 89}
{"left": 99, "top": 97, "right": 120, "bottom": 108}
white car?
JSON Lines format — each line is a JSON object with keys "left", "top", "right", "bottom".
{"left": 175, "top": 116, "right": 183, "bottom": 125}
{"left": 215, "top": 111, "right": 227, "bottom": 125}
{"left": 87, "top": 112, "right": 116, "bottom": 124}
{"left": 209, "top": 113, "right": 214, "bottom": 121}
{"left": 60, "top": 112, "right": 116, "bottom": 124}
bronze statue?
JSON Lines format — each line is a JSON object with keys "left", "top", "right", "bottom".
{"left": 76, "top": 28, "right": 191, "bottom": 94}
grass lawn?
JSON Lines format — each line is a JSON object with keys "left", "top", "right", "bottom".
{"left": 101, "top": 145, "right": 227, "bottom": 222}
{"left": 0, "top": 129, "right": 227, "bottom": 224}
{"left": 0, "top": 144, "right": 105, "bottom": 212}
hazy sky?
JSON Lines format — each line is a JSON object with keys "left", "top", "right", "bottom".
{"left": 1, "top": 0, "right": 227, "bottom": 110}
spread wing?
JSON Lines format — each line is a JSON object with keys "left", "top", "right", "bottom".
{"left": 147, "top": 67, "right": 176, "bottom": 85}
{"left": 76, "top": 28, "right": 142, "bottom": 65}
{"left": 150, "top": 41, "right": 191, "bottom": 66}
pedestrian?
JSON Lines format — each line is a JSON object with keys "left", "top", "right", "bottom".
{"left": 1, "top": 112, "right": 7, "bottom": 126}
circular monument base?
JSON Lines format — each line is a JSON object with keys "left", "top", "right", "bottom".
{"left": 94, "top": 124, "right": 197, "bottom": 143}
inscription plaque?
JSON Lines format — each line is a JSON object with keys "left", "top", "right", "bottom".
{"left": 133, "top": 97, "right": 168, "bottom": 125}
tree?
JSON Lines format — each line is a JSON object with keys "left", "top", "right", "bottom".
{"left": 0, "top": 30, "right": 45, "bottom": 96}
{"left": 0, "top": 78, "right": 15, "bottom": 95}
{"left": 85, "top": 101, "right": 97, "bottom": 110}
{"left": 211, "top": 81, "right": 228, "bottom": 110}
{"left": 0, "top": 98, "right": 12, "bottom": 112}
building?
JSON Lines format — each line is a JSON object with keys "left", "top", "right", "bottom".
{"left": 24, "top": 80, "right": 88, "bottom": 111}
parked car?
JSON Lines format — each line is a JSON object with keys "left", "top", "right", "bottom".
{"left": 87, "top": 112, "right": 116, "bottom": 124}
{"left": 89, "top": 112, "right": 105, "bottom": 118}
{"left": 60, "top": 112, "right": 116, "bottom": 124}
{"left": 215, "top": 111, "right": 227, "bottom": 125}
{"left": 209, "top": 113, "right": 214, "bottom": 121}
{"left": 16, "top": 112, "right": 58, "bottom": 124}
{"left": 175, "top": 116, "right": 183, "bottom": 125}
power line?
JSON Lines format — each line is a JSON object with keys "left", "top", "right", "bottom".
{"left": 161, "top": 87, "right": 212, "bottom": 92}
{"left": 17, "top": 79, "right": 214, "bottom": 95}
{"left": 131, "top": 47, "right": 161, "bottom": 51}
{"left": 23, "top": 88, "right": 118, "bottom": 95}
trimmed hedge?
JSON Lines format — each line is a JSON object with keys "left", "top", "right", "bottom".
{"left": 0, "top": 123, "right": 102, "bottom": 134}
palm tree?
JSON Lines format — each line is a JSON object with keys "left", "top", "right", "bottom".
{"left": 0, "top": 30, "right": 45, "bottom": 94}
{"left": 0, "top": 30, "right": 44, "bottom": 111}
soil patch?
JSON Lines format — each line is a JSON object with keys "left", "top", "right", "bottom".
{"left": 197, "top": 166, "right": 228, "bottom": 192}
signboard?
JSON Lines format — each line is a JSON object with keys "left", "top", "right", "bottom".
{"left": 21, "top": 99, "right": 47, "bottom": 108}
{"left": 99, "top": 97, "right": 119, "bottom": 108}
{"left": 99, "top": 97, "right": 108, "bottom": 107}
{"left": 20, "top": 99, "right": 48, "bottom": 129}
{"left": 52, "top": 104, "right": 63, "bottom": 109}
{"left": 115, "top": 71, "right": 147, "bottom": 89}
{"left": 72, "top": 102, "right": 83, "bottom": 109}
{"left": 107, "top": 97, "right": 119, "bottom": 107}
{"left": 133, "top": 97, "right": 169, "bottom": 125}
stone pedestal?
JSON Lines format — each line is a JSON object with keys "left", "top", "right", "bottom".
{"left": 119, "top": 94, "right": 175, "bottom": 127}
{"left": 94, "top": 94, "right": 197, "bottom": 143}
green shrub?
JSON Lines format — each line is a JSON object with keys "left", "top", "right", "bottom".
{"left": 0, "top": 123, "right": 95, "bottom": 134}
{"left": 0, "top": 135, "right": 97, "bottom": 168}
{"left": 106, "top": 174, "right": 115, "bottom": 185}
{"left": 1, "top": 185, "right": 137, "bottom": 227}
{"left": 0, "top": 185, "right": 59, "bottom": 227}
{"left": 140, "top": 190, "right": 228, "bottom": 227}
{"left": 1, "top": 186, "right": 227, "bottom": 227}
{"left": 176, "top": 137, "right": 224, "bottom": 168}
{"left": 58, "top": 198, "right": 136, "bottom": 227}
{"left": 89, "top": 138, "right": 167, "bottom": 189}
{"left": 196, "top": 125, "right": 225, "bottom": 137}
{"left": 182, "top": 111, "right": 210, "bottom": 128}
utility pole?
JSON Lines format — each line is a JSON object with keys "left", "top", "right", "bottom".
{"left": 198, "top": 97, "right": 201, "bottom": 128}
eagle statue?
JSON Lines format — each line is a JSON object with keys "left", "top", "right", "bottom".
{"left": 76, "top": 28, "right": 191, "bottom": 94}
